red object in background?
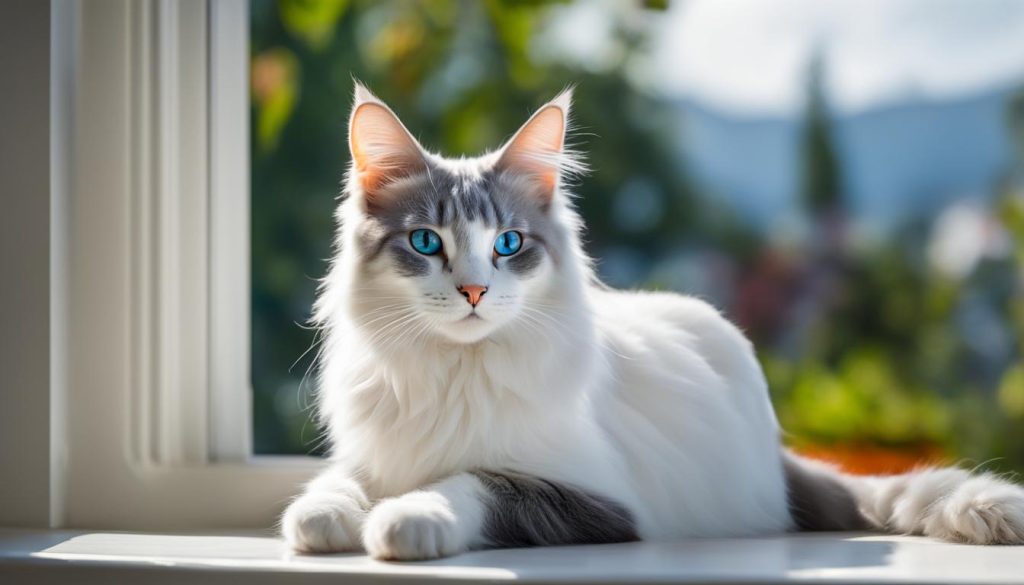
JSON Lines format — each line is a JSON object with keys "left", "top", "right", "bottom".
{"left": 733, "top": 249, "right": 804, "bottom": 342}
{"left": 795, "top": 443, "right": 950, "bottom": 476}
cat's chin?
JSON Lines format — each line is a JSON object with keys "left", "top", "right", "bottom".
{"left": 434, "top": 314, "right": 500, "bottom": 345}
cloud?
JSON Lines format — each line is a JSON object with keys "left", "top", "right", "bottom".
{"left": 644, "top": 0, "right": 1024, "bottom": 115}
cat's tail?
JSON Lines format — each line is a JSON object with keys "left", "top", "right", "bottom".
{"left": 782, "top": 449, "right": 1024, "bottom": 544}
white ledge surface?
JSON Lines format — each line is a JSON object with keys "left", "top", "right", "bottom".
{"left": 1, "top": 528, "right": 1023, "bottom": 584}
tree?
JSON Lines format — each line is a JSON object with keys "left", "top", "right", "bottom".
{"left": 799, "top": 52, "right": 844, "bottom": 216}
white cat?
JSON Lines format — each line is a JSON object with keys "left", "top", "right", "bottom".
{"left": 281, "top": 85, "right": 1024, "bottom": 560}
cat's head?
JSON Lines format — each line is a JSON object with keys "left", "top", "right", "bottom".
{"left": 325, "top": 84, "right": 587, "bottom": 345}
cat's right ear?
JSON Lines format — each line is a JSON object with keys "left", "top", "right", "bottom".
{"left": 348, "top": 84, "right": 427, "bottom": 207}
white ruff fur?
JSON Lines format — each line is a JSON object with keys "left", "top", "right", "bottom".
{"left": 282, "top": 87, "right": 1024, "bottom": 559}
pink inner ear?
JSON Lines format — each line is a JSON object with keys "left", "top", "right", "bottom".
{"left": 500, "top": 105, "right": 566, "bottom": 193}
{"left": 350, "top": 102, "right": 424, "bottom": 194}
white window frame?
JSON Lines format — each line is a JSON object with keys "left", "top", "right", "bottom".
{"left": 56, "top": 0, "right": 322, "bottom": 530}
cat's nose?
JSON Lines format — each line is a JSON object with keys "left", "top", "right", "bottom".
{"left": 457, "top": 284, "right": 488, "bottom": 307}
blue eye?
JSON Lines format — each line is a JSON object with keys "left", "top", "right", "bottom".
{"left": 494, "top": 231, "right": 523, "bottom": 256}
{"left": 409, "top": 229, "right": 442, "bottom": 255}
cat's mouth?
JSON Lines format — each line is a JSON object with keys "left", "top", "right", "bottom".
{"left": 460, "top": 313, "right": 483, "bottom": 322}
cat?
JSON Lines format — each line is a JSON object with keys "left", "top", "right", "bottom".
{"left": 281, "top": 84, "right": 1024, "bottom": 560}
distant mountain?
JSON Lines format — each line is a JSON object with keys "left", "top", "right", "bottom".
{"left": 678, "top": 85, "right": 1021, "bottom": 232}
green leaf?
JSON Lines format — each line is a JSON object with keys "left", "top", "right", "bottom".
{"left": 279, "top": 0, "right": 349, "bottom": 51}
{"left": 998, "top": 363, "right": 1024, "bottom": 418}
{"left": 252, "top": 48, "right": 299, "bottom": 152}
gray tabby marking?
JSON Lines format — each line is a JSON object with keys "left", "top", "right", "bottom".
{"left": 387, "top": 239, "right": 431, "bottom": 277}
{"left": 783, "top": 450, "right": 870, "bottom": 531}
{"left": 507, "top": 246, "right": 543, "bottom": 275}
{"left": 353, "top": 163, "right": 563, "bottom": 275}
{"left": 471, "top": 470, "right": 639, "bottom": 548}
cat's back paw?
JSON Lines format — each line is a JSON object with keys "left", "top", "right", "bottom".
{"left": 281, "top": 491, "right": 366, "bottom": 553}
{"left": 362, "top": 494, "right": 467, "bottom": 560}
{"left": 923, "top": 475, "right": 1024, "bottom": 545}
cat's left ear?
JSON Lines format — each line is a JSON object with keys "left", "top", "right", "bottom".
{"left": 496, "top": 89, "right": 581, "bottom": 207}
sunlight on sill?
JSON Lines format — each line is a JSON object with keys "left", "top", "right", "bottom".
{"left": 3, "top": 529, "right": 1023, "bottom": 584}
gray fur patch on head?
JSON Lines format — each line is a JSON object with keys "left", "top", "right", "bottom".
{"left": 507, "top": 246, "right": 543, "bottom": 274}
{"left": 352, "top": 162, "right": 562, "bottom": 276}
{"left": 386, "top": 239, "right": 431, "bottom": 277}
{"left": 470, "top": 470, "right": 639, "bottom": 548}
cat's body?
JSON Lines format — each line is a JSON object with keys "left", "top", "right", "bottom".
{"left": 319, "top": 256, "right": 790, "bottom": 539}
{"left": 282, "top": 86, "right": 1024, "bottom": 559}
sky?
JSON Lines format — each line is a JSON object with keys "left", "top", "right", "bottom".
{"left": 535, "top": 0, "right": 1024, "bottom": 232}
{"left": 646, "top": 0, "right": 1024, "bottom": 116}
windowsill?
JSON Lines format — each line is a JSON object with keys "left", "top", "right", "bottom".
{"left": 1, "top": 529, "right": 1022, "bottom": 584}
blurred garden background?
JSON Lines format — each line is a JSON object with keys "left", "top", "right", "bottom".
{"left": 250, "top": 0, "right": 1024, "bottom": 474}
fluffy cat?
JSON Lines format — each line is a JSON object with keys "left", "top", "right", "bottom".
{"left": 281, "top": 85, "right": 1024, "bottom": 560}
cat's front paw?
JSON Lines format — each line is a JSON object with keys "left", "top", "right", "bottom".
{"left": 362, "top": 495, "right": 467, "bottom": 560}
{"left": 281, "top": 491, "right": 366, "bottom": 553}
{"left": 924, "top": 476, "right": 1024, "bottom": 544}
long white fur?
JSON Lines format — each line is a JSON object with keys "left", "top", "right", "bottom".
{"left": 282, "top": 86, "right": 1024, "bottom": 559}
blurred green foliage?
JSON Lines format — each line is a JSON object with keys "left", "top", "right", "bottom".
{"left": 251, "top": 0, "right": 1024, "bottom": 474}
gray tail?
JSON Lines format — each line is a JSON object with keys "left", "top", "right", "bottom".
{"left": 782, "top": 449, "right": 1024, "bottom": 544}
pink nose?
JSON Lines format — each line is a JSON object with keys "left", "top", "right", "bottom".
{"left": 458, "top": 284, "right": 488, "bottom": 307}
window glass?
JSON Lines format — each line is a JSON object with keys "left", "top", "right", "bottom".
{"left": 251, "top": 0, "right": 1024, "bottom": 474}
